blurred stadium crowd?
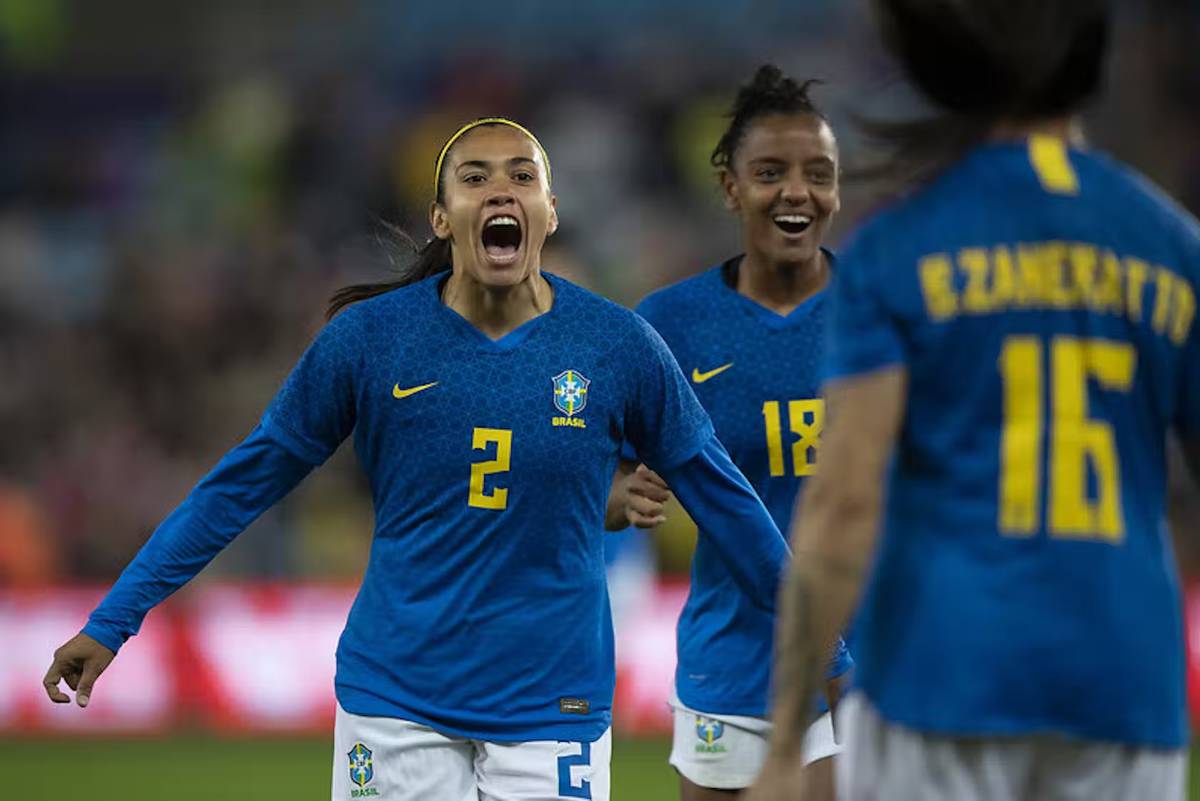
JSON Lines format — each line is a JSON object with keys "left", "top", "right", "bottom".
{"left": 2, "top": 0, "right": 1198, "bottom": 588}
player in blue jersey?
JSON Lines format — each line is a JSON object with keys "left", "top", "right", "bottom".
{"left": 41, "top": 118, "right": 794, "bottom": 801}
{"left": 749, "top": 2, "right": 1200, "bottom": 800}
{"left": 607, "top": 66, "right": 851, "bottom": 801}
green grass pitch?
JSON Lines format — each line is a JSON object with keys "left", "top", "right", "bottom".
{"left": 0, "top": 735, "right": 675, "bottom": 800}
{"left": 0, "top": 736, "right": 1195, "bottom": 799}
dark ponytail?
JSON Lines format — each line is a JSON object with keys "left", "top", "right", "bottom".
{"left": 861, "top": 0, "right": 1110, "bottom": 187}
{"left": 325, "top": 124, "right": 466, "bottom": 320}
{"left": 325, "top": 226, "right": 451, "bottom": 320}
{"left": 711, "top": 65, "right": 827, "bottom": 171}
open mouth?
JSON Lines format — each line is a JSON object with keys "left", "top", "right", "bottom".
{"left": 482, "top": 215, "right": 523, "bottom": 263}
{"left": 773, "top": 213, "right": 813, "bottom": 236}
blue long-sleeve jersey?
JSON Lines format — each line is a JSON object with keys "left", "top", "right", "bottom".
{"left": 629, "top": 257, "right": 852, "bottom": 719}
{"left": 85, "top": 271, "right": 790, "bottom": 743}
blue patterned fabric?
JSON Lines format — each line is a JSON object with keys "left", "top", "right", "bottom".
{"left": 827, "top": 140, "right": 1200, "bottom": 747}
{"left": 88, "top": 271, "right": 719, "bottom": 743}
{"left": 632, "top": 258, "right": 852, "bottom": 718}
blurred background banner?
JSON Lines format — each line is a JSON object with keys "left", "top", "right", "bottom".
{"left": 6, "top": 581, "right": 1200, "bottom": 736}
{"left": 1, "top": 0, "right": 1199, "bottom": 795}
{"left": 0, "top": 582, "right": 687, "bottom": 735}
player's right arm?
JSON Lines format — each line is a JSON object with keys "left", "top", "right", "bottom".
{"left": 1184, "top": 441, "right": 1200, "bottom": 485}
{"left": 43, "top": 310, "right": 362, "bottom": 707}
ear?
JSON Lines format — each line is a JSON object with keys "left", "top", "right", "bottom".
{"left": 832, "top": 164, "right": 843, "bottom": 215}
{"left": 719, "top": 168, "right": 740, "bottom": 212}
{"left": 547, "top": 194, "right": 559, "bottom": 237}
{"left": 430, "top": 201, "right": 452, "bottom": 241}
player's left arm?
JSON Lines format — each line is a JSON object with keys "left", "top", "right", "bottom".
{"left": 605, "top": 459, "right": 670, "bottom": 530}
{"left": 747, "top": 366, "right": 906, "bottom": 801}
{"left": 657, "top": 435, "right": 790, "bottom": 612}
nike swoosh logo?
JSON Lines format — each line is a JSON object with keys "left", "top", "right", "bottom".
{"left": 393, "top": 382, "right": 439, "bottom": 399}
{"left": 691, "top": 363, "right": 733, "bottom": 384}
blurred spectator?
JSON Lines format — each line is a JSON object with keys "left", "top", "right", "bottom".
{"left": 2, "top": 0, "right": 1197, "bottom": 584}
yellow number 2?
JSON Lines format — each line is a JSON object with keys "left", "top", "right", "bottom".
{"left": 998, "top": 336, "right": 1136, "bottom": 542}
{"left": 469, "top": 428, "right": 512, "bottom": 510}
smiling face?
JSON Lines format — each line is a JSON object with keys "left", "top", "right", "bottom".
{"left": 430, "top": 124, "right": 558, "bottom": 290}
{"left": 721, "top": 113, "right": 840, "bottom": 270}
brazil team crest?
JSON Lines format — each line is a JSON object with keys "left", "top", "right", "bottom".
{"left": 695, "top": 715, "right": 727, "bottom": 754}
{"left": 552, "top": 370, "right": 590, "bottom": 429}
{"left": 347, "top": 743, "right": 379, "bottom": 797}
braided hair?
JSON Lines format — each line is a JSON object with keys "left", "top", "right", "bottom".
{"left": 711, "top": 65, "right": 828, "bottom": 172}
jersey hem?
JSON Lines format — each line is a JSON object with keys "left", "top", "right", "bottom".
{"left": 335, "top": 684, "right": 613, "bottom": 744}
{"left": 864, "top": 688, "right": 1190, "bottom": 750}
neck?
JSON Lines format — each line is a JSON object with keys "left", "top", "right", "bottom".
{"left": 443, "top": 266, "right": 553, "bottom": 340}
{"left": 736, "top": 249, "right": 829, "bottom": 316}
{"left": 988, "top": 115, "right": 1081, "bottom": 144}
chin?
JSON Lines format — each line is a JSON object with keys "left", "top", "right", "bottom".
{"left": 772, "top": 242, "right": 818, "bottom": 265}
{"left": 477, "top": 260, "right": 532, "bottom": 288}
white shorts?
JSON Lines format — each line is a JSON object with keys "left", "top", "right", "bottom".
{"left": 332, "top": 703, "right": 611, "bottom": 801}
{"left": 668, "top": 697, "right": 841, "bottom": 790}
{"left": 837, "top": 693, "right": 1186, "bottom": 801}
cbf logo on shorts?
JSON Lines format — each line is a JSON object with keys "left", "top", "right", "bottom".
{"left": 348, "top": 743, "right": 379, "bottom": 797}
{"left": 552, "top": 370, "right": 590, "bottom": 430}
{"left": 695, "top": 715, "right": 728, "bottom": 754}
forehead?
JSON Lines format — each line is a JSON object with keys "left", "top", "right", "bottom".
{"left": 447, "top": 125, "right": 545, "bottom": 169}
{"left": 736, "top": 113, "right": 838, "bottom": 164}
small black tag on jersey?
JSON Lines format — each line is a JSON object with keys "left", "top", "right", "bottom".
{"left": 559, "top": 698, "right": 590, "bottom": 715}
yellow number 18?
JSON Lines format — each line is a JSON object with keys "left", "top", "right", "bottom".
{"left": 763, "top": 399, "right": 824, "bottom": 477}
{"left": 998, "top": 335, "right": 1136, "bottom": 542}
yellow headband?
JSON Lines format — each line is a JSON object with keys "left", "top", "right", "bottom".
{"left": 433, "top": 117, "right": 552, "bottom": 197}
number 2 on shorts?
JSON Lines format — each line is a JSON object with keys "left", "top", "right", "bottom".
{"left": 557, "top": 742, "right": 592, "bottom": 799}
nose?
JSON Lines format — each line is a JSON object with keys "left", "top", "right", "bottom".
{"left": 779, "top": 175, "right": 810, "bottom": 205}
{"left": 486, "top": 189, "right": 516, "bottom": 207}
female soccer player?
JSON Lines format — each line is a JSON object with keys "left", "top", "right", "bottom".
{"left": 42, "top": 118, "right": 793, "bottom": 801}
{"left": 751, "top": 2, "right": 1200, "bottom": 800}
{"left": 608, "top": 66, "right": 851, "bottom": 801}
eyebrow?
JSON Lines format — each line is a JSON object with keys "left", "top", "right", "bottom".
{"left": 747, "top": 155, "right": 837, "bottom": 166}
{"left": 455, "top": 157, "right": 540, "bottom": 172}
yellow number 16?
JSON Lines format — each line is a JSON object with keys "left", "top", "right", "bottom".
{"left": 999, "top": 335, "right": 1137, "bottom": 542}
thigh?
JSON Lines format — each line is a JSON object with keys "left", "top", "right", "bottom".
{"left": 837, "top": 693, "right": 1031, "bottom": 801}
{"left": 1032, "top": 739, "right": 1186, "bottom": 801}
{"left": 332, "top": 703, "right": 476, "bottom": 801}
{"left": 800, "top": 756, "right": 836, "bottom": 801}
{"left": 475, "top": 728, "right": 612, "bottom": 801}
{"left": 669, "top": 705, "right": 769, "bottom": 791}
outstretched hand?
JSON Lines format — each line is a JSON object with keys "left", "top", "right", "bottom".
{"left": 43, "top": 632, "right": 115, "bottom": 708}
{"left": 623, "top": 464, "right": 671, "bottom": 528}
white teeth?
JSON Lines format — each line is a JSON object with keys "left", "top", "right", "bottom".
{"left": 486, "top": 216, "right": 519, "bottom": 228}
{"left": 774, "top": 214, "right": 812, "bottom": 224}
